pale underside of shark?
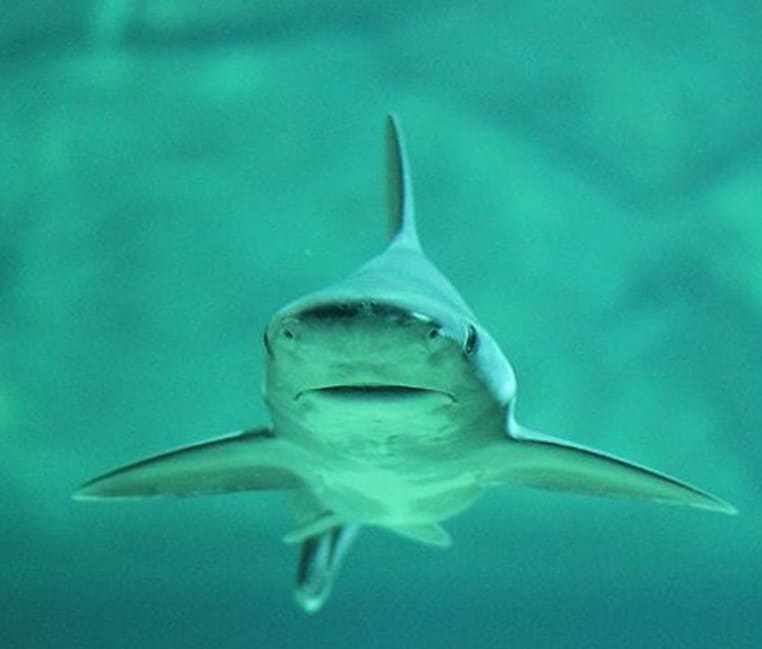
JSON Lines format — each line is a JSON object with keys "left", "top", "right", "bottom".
{"left": 76, "top": 115, "right": 735, "bottom": 613}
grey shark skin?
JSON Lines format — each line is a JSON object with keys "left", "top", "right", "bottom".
{"left": 76, "top": 115, "right": 736, "bottom": 613}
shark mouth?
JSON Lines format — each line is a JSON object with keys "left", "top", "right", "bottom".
{"left": 295, "top": 384, "right": 455, "bottom": 403}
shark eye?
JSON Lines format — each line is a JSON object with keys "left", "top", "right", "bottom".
{"left": 282, "top": 327, "right": 295, "bottom": 340}
{"left": 427, "top": 327, "right": 440, "bottom": 340}
{"left": 463, "top": 324, "right": 479, "bottom": 356}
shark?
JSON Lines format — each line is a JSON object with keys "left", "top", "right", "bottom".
{"left": 76, "top": 114, "right": 736, "bottom": 613}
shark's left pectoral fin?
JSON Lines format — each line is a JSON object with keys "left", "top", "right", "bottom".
{"left": 74, "top": 426, "right": 305, "bottom": 499}
{"left": 478, "top": 424, "right": 736, "bottom": 514}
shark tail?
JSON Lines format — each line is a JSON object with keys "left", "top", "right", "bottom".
{"left": 295, "top": 524, "right": 361, "bottom": 613}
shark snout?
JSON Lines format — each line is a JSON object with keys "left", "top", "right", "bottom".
{"left": 264, "top": 300, "right": 466, "bottom": 408}
{"left": 266, "top": 300, "right": 455, "bottom": 362}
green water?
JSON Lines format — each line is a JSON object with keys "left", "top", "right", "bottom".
{"left": 1, "top": 2, "right": 759, "bottom": 647}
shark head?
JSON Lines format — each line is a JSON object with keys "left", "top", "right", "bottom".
{"left": 265, "top": 298, "right": 464, "bottom": 405}
{"left": 262, "top": 116, "right": 516, "bottom": 430}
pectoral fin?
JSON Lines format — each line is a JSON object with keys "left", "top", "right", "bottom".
{"left": 74, "top": 426, "right": 305, "bottom": 499}
{"left": 479, "top": 424, "right": 736, "bottom": 514}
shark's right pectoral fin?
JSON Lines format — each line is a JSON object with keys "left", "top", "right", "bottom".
{"left": 478, "top": 424, "right": 736, "bottom": 514}
{"left": 74, "top": 426, "right": 305, "bottom": 499}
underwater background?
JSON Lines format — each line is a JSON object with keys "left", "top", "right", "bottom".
{"left": 2, "top": 2, "right": 760, "bottom": 647}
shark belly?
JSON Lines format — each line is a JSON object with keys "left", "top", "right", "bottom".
{"left": 270, "top": 390, "right": 486, "bottom": 527}
{"left": 309, "top": 458, "right": 483, "bottom": 528}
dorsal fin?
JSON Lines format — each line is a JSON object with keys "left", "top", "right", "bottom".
{"left": 386, "top": 113, "right": 421, "bottom": 250}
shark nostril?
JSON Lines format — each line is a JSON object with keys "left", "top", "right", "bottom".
{"left": 276, "top": 319, "right": 300, "bottom": 349}
{"left": 279, "top": 318, "right": 299, "bottom": 340}
{"left": 425, "top": 324, "right": 451, "bottom": 352}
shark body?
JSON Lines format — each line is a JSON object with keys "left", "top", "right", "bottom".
{"left": 77, "top": 115, "right": 735, "bottom": 612}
